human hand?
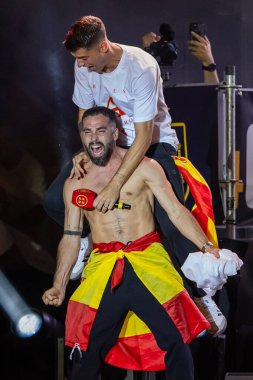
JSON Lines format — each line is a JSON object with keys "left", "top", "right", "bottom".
{"left": 42, "top": 287, "right": 65, "bottom": 307}
{"left": 141, "top": 32, "right": 161, "bottom": 49}
{"left": 93, "top": 180, "right": 121, "bottom": 213}
{"left": 69, "top": 151, "right": 90, "bottom": 179}
{"left": 205, "top": 246, "right": 220, "bottom": 259}
{"left": 188, "top": 32, "right": 215, "bottom": 66}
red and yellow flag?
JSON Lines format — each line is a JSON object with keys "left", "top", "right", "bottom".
{"left": 65, "top": 232, "right": 209, "bottom": 371}
{"left": 172, "top": 156, "right": 218, "bottom": 246}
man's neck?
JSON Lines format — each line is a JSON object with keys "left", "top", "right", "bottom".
{"left": 103, "top": 42, "right": 123, "bottom": 73}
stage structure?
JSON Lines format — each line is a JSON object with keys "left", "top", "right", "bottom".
{"left": 163, "top": 80, "right": 253, "bottom": 240}
{"left": 218, "top": 66, "right": 242, "bottom": 239}
{"left": 218, "top": 66, "right": 253, "bottom": 240}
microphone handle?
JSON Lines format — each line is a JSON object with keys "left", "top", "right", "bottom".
{"left": 114, "top": 202, "right": 131, "bottom": 210}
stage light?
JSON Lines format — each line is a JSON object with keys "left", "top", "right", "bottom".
{"left": 0, "top": 270, "right": 36, "bottom": 333}
{"left": 0, "top": 270, "right": 63, "bottom": 338}
{"left": 15, "top": 311, "right": 43, "bottom": 338}
{"left": 0, "top": 270, "right": 65, "bottom": 379}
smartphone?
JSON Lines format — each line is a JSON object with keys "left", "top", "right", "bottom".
{"left": 189, "top": 22, "right": 206, "bottom": 40}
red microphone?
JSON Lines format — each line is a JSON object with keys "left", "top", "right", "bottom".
{"left": 72, "top": 189, "right": 131, "bottom": 210}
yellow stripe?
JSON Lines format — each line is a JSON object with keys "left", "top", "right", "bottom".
{"left": 70, "top": 243, "right": 184, "bottom": 312}
{"left": 127, "top": 243, "right": 184, "bottom": 304}
{"left": 119, "top": 311, "right": 150, "bottom": 337}
{"left": 207, "top": 217, "right": 218, "bottom": 246}
{"left": 70, "top": 249, "right": 117, "bottom": 309}
{"left": 173, "top": 157, "right": 208, "bottom": 187}
{"left": 117, "top": 201, "right": 123, "bottom": 209}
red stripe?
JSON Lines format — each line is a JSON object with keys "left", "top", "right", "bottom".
{"left": 65, "top": 300, "right": 97, "bottom": 351}
{"left": 176, "top": 166, "right": 215, "bottom": 221}
{"left": 66, "top": 291, "right": 209, "bottom": 369}
{"left": 111, "top": 258, "right": 125, "bottom": 291}
{"left": 104, "top": 290, "right": 210, "bottom": 370}
{"left": 93, "top": 231, "right": 161, "bottom": 290}
{"left": 93, "top": 231, "right": 161, "bottom": 253}
{"left": 105, "top": 333, "right": 166, "bottom": 371}
{"left": 163, "top": 290, "right": 210, "bottom": 343}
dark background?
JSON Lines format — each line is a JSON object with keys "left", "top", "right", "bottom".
{"left": 1, "top": 0, "right": 253, "bottom": 168}
{"left": 1, "top": 1, "right": 253, "bottom": 379}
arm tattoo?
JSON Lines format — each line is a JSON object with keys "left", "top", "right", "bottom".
{"left": 64, "top": 230, "right": 82, "bottom": 236}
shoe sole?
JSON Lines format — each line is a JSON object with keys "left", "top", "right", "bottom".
{"left": 213, "top": 318, "right": 227, "bottom": 337}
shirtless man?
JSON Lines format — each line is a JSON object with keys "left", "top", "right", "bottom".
{"left": 42, "top": 107, "right": 219, "bottom": 380}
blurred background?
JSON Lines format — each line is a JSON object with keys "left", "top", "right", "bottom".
{"left": 1, "top": 1, "right": 253, "bottom": 379}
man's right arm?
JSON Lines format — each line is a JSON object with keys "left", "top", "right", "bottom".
{"left": 143, "top": 159, "right": 220, "bottom": 257}
{"left": 42, "top": 180, "right": 84, "bottom": 306}
{"left": 188, "top": 32, "right": 219, "bottom": 84}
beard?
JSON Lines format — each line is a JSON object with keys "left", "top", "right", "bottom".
{"left": 85, "top": 140, "right": 114, "bottom": 166}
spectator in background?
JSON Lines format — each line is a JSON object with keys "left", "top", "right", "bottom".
{"left": 141, "top": 30, "right": 219, "bottom": 84}
{"left": 188, "top": 31, "right": 219, "bottom": 84}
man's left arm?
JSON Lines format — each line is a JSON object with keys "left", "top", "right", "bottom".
{"left": 144, "top": 159, "right": 220, "bottom": 257}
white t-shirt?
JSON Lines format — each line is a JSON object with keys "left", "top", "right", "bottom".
{"left": 73, "top": 44, "right": 179, "bottom": 149}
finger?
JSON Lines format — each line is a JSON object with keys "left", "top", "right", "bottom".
{"left": 210, "top": 249, "right": 220, "bottom": 259}
{"left": 188, "top": 40, "right": 201, "bottom": 48}
{"left": 75, "top": 167, "right": 84, "bottom": 177}
{"left": 69, "top": 167, "right": 75, "bottom": 179}
{"left": 93, "top": 198, "right": 103, "bottom": 212}
{"left": 191, "top": 31, "right": 205, "bottom": 41}
{"left": 53, "top": 298, "right": 61, "bottom": 306}
{"left": 102, "top": 205, "right": 108, "bottom": 214}
{"left": 44, "top": 292, "right": 53, "bottom": 301}
{"left": 42, "top": 296, "right": 49, "bottom": 305}
{"left": 78, "top": 164, "right": 87, "bottom": 175}
{"left": 107, "top": 200, "right": 115, "bottom": 210}
{"left": 214, "top": 251, "right": 220, "bottom": 259}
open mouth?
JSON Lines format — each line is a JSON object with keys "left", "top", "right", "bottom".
{"left": 89, "top": 143, "right": 104, "bottom": 157}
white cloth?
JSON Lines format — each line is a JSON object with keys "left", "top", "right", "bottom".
{"left": 73, "top": 44, "right": 178, "bottom": 148}
{"left": 181, "top": 249, "right": 243, "bottom": 296}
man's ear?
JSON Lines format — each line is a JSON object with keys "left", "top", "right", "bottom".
{"left": 99, "top": 40, "right": 109, "bottom": 53}
{"left": 113, "top": 127, "right": 119, "bottom": 141}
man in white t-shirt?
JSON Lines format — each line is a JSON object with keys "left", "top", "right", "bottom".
{"left": 43, "top": 15, "right": 225, "bottom": 336}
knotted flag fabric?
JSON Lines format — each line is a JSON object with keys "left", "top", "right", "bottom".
{"left": 65, "top": 231, "right": 209, "bottom": 371}
{"left": 172, "top": 156, "right": 218, "bottom": 246}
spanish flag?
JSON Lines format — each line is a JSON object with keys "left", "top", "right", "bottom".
{"left": 65, "top": 232, "right": 209, "bottom": 371}
{"left": 172, "top": 156, "right": 218, "bottom": 246}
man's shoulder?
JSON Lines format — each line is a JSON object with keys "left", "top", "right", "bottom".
{"left": 138, "top": 156, "right": 162, "bottom": 173}
{"left": 120, "top": 44, "right": 158, "bottom": 69}
{"left": 64, "top": 177, "right": 84, "bottom": 194}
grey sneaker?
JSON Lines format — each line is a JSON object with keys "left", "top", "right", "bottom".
{"left": 194, "top": 295, "right": 227, "bottom": 337}
{"left": 70, "top": 235, "right": 92, "bottom": 280}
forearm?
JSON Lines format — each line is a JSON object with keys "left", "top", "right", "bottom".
{"left": 203, "top": 70, "right": 219, "bottom": 84}
{"left": 169, "top": 204, "right": 209, "bottom": 250}
{"left": 113, "top": 121, "right": 153, "bottom": 187}
{"left": 52, "top": 236, "right": 80, "bottom": 291}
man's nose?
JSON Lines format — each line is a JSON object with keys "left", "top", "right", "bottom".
{"left": 77, "top": 59, "right": 86, "bottom": 68}
{"left": 91, "top": 132, "right": 98, "bottom": 142}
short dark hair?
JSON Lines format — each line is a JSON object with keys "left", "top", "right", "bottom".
{"left": 79, "top": 107, "right": 118, "bottom": 132}
{"left": 64, "top": 15, "right": 106, "bottom": 52}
